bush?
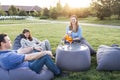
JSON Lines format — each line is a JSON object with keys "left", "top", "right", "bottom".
{"left": 40, "top": 16, "right": 49, "bottom": 19}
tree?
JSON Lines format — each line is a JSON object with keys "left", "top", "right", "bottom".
{"left": 91, "top": 0, "right": 112, "bottom": 20}
{"left": 8, "top": 5, "right": 19, "bottom": 16}
{"left": 62, "top": 3, "right": 71, "bottom": 17}
{"left": 0, "top": 9, "right": 6, "bottom": 16}
{"left": 77, "top": 8, "right": 90, "bottom": 18}
{"left": 0, "top": 4, "right": 5, "bottom": 16}
{"left": 112, "top": 0, "right": 120, "bottom": 19}
{"left": 41, "top": 8, "right": 49, "bottom": 18}
{"left": 30, "top": 10, "right": 40, "bottom": 17}
{"left": 56, "top": 1, "right": 63, "bottom": 16}
{"left": 49, "top": 7, "right": 58, "bottom": 19}
{"left": 18, "top": 10, "right": 27, "bottom": 16}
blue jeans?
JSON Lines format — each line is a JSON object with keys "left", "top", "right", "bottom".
{"left": 28, "top": 54, "right": 60, "bottom": 75}
{"left": 80, "top": 37, "right": 96, "bottom": 54}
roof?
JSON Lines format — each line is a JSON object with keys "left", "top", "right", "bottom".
{"left": 1, "top": 5, "right": 41, "bottom": 11}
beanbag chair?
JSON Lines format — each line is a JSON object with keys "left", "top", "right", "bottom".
{"left": 0, "top": 68, "right": 9, "bottom": 80}
{"left": 12, "top": 34, "right": 24, "bottom": 50}
{"left": 56, "top": 44, "right": 91, "bottom": 71}
{"left": 96, "top": 45, "right": 120, "bottom": 71}
{"left": 0, "top": 67, "right": 54, "bottom": 80}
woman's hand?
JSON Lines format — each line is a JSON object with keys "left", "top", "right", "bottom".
{"left": 44, "top": 51, "right": 55, "bottom": 59}
{"left": 73, "top": 38, "right": 80, "bottom": 41}
{"left": 34, "top": 47, "right": 43, "bottom": 51}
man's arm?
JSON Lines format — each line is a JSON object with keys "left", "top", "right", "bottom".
{"left": 17, "top": 47, "right": 33, "bottom": 54}
{"left": 24, "top": 51, "right": 54, "bottom": 61}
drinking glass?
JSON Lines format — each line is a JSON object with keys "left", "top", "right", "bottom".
{"left": 68, "top": 37, "right": 73, "bottom": 50}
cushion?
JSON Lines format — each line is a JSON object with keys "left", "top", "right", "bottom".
{"left": 0, "top": 67, "right": 54, "bottom": 80}
{"left": 56, "top": 44, "right": 91, "bottom": 71}
{"left": 12, "top": 34, "right": 24, "bottom": 50}
{"left": 96, "top": 45, "right": 120, "bottom": 71}
{"left": 0, "top": 68, "right": 9, "bottom": 80}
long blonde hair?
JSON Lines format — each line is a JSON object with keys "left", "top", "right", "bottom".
{"left": 69, "top": 15, "right": 79, "bottom": 32}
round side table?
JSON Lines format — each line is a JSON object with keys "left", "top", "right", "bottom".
{"left": 55, "top": 43, "right": 91, "bottom": 72}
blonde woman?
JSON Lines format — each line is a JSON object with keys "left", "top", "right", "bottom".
{"left": 64, "top": 15, "right": 96, "bottom": 55}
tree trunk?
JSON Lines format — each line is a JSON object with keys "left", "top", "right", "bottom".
{"left": 118, "top": 14, "right": 120, "bottom": 20}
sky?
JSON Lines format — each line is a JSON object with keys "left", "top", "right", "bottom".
{"left": 0, "top": 0, "right": 92, "bottom": 8}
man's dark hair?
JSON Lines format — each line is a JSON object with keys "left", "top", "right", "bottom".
{"left": 0, "top": 33, "right": 7, "bottom": 46}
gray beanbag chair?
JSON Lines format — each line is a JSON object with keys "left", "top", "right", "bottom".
{"left": 0, "top": 67, "right": 9, "bottom": 80}
{"left": 0, "top": 67, "right": 54, "bottom": 80}
{"left": 12, "top": 34, "right": 24, "bottom": 50}
{"left": 56, "top": 44, "right": 91, "bottom": 71}
{"left": 96, "top": 45, "right": 120, "bottom": 71}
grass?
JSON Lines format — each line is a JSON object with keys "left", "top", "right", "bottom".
{"left": 0, "top": 20, "right": 120, "bottom": 80}
{"left": 57, "top": 16, "right": 120, "bottom": 26}
{"left": 79, "top": 17, "right": 120, "bottom": 26}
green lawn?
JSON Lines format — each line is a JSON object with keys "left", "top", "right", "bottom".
{"left": 57, "top": 16, "right": 120, "bottom": 26}
{"left": 79, "top": 17, "right": 120, "bottom": 26}
{"left": 0, "top": 20, "right": 120, "bottom": 80}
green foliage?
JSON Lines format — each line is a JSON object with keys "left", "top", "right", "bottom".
{"left": 0, "top": 9, "right": 6, "bottom": 16}
{"left": 8, "top": 5, "right": 19, "bottom": 15}
{"left": 18, "top": 10, "right": 27, "bottom": 16}
{"left": 48, "top": 1, "right": 63, "bottom": 19}
{"left": 111, "top": 0, "right": 120, "bottom": 19}
{"left": 91, "top": 0, "right": 120, "bottom": 20}
{"left": 49, "top": 1, "right": 91, "bottom": 19}
{"left": 49, "top": 7, "right": 58, "bottom": 19}
{"left": 30, "top": 10, "right": 40, "bottom": 17}
{"left": 0, "top": 0, "right": 120, "bottom": 20}
{"left": 91, "top": 0, "right": 112, "bottom": 20}
{"left": 40, "top": 16, "right": 49, "bottom": 19}
{"left": 62, "top": 3, "right": 71, "bottom": 17}
{"left": 56, "top": 1, "right": 63, "bottom": 16}
{"left": 77, "top": 8, "right": 90, "bottom": 18}
{"left": 41, "top": 8, "right": 49, "bottom": 18}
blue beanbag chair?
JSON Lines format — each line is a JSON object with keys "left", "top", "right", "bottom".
{"left": 96, "top": 45, "right": 120, "bottom": 71}
{"left": 12, "top": 34, "right": 24, "bottom": 50}
{"left": 0, "top": 67, "right": 54, "bottom": 80}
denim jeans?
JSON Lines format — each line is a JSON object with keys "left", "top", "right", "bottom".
{"left": 80, "top": 37, "right": 96, "bottom": 54}
{"left": 41, "top": 39, "right": 51, "bottom": 51}
{"left": 28, "top": 54, "right": 60, "bottom": 75}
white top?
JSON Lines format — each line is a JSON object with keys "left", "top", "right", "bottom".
{"left": 20, "top": 37, "right": 42, "bottom": 48}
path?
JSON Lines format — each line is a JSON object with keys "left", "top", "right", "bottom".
{"left": 0, "top": 19, "right": 120, "bottom": 29}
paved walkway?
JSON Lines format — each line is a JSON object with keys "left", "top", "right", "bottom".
{"left": 27, "top": 19, "right": 120, "bottom": 29}
{"left": 0, "top": 19, "right": 120, "bottom": 29}
{"left": 39, "top": 20, "right": 120, "bottom": 29}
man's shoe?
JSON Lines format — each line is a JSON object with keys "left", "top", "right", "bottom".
{"left": 56, "top": 71, "right": 69, "bottom": 77}
{"left": 111, "top": 44, "right": 119, "bottom": 47}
